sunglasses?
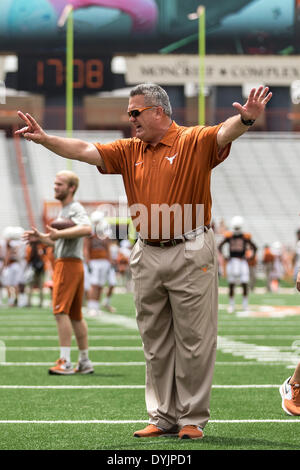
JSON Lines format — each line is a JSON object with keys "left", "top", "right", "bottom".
{"left": 127, "top": 106, "right": 157, "bottom": 118}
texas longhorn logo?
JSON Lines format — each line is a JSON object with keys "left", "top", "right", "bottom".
{"left": 165, "top": 153, "right": 178, "bottom": 165}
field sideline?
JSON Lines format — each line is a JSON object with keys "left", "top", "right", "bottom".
{"left": 0, "top": 288, "right": 300, "bottom": 452}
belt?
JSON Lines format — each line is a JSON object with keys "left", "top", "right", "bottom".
{"left": 141, "top": 225, "right": 211, "bottom": 248}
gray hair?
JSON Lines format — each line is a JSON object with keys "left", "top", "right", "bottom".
{"left": 130, "top": 83, "right": 172, "bottom": 117}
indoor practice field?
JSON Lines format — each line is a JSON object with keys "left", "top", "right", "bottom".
{"left": 0, "top": 287, "right": 300, "bottom": 451}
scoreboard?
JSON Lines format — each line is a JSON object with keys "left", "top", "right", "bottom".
{"left": 17, "top": 55, "right": 114, "bottom": 94}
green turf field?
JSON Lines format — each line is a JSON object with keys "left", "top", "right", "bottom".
{"left": 0, "top": 285, "right": 300, "bottom": 452}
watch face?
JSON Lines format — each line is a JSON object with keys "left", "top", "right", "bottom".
{"left": 241, "top": 117, "right": 255, "bottom": 125}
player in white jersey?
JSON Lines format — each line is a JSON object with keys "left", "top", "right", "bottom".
{"left": 1, "top": 226, "right": 26, "bottom": 307}
{"left": 218, "top": 216, "right": 257, "bottom": 313}
{"left": 85, "top": 211, "right": 115, "bottom": 315}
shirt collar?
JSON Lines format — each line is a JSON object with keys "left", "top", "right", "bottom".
{"left": 142, "top": 121, "right": 180, "bottom": 150}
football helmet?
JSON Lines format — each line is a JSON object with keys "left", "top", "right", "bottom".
{"left": 271, "top": 241, "right": 282, "bottom": 256}
{"left": 230, "top": 216, "right": 244, "bottom": 235}
{"left": 90, "top": 211, "right": 111, "bottom": 239}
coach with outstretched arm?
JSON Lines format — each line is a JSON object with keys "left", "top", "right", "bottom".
{"left": 16, "top": 83, "right": 272, "bottom": 439}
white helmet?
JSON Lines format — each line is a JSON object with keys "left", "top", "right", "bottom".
{"left": 230, "top": 216, "right": 244, "bottom": 234}
{"left": 90, "top": 211, "right": 105, "bottom": 225}
{"left": 2, "top": 226, "right": 24, "bottom": 240}
{"left": 90, "top": 212, "right": 112, "bottom": 239}
{"left": 271, "top": 241, "right": 282, "bottom": 256}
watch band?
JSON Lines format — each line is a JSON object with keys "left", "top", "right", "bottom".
{"left": 241, "top": 116, "right": 256, "bottom": 126}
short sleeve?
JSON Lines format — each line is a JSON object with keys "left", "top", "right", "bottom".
{"left": 94, "top": 140, "right": 125, "bottom": 175}
{"left": 68, "top": 202, "right": 91, "bottom": 226}
{"left": 197, "top": 123, "right": 231, "bottom": 169}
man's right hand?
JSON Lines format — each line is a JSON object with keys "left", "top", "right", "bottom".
{"left": 15, "top": 110, "right": 105, "bottom": 168}
{"left": 15, "top": 111, "right": 47, "bottom": 144}
{"left": 22, "top": 227, "right": 41, "bottom": 243}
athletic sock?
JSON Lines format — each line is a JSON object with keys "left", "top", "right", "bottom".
{"left": 242, "top": 296, "right": 248, "bottom": 310}
{"left": 87, "top": 299, "right": 99, "bottom": 310}
{"left": 79, "top": 349, "right": 89, "bottom": 362}
{"left": 60, "top": 346, "right": 71, "bottom": 363}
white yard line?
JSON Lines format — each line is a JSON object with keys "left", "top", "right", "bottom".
{"left": 1, "top": 310, "right": 299, "bottom": 367}
{"left": 0, "top": 385, "right": 146, "bottom": 389}
{"left": 88, "top": 311, "right": 138, "bottom": 330}
{"left": 0, "top": 419, "right": 298, "bottom": 424}
{"left": 0, "top": 314, "right": 137, "bottom": 328}
{"left": 0, "top": 384, "right": 283, "bottom": 389}
{"left": 0, "top": 327, "right": 130, "bottom": 332}
{"left": 0, "top": 361, "right": 291, "bottom": 366}
{"left": 0, "top": 336, "right": 140, "bottom": 340}
{"left": 217, "top": 336, "right": 300, "bottom": 364}
{"left": 4, "top": 346, "right": 143, "bottom": 351}
{"left": 222, "top": 335, "right": 300, "bottom": 340}
{"left": 0, "top": 362, "right": 145, "bottom": 366}
{"left": 0, "top": 334, "right": 298, "bottom": 341}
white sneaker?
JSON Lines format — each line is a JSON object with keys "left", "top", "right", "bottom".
{"left": 48, "top": 358, "right": 74, "bottom": 375}
{"left": 87, "top": 308, "right": 99, "bottom": 317}
{"left": 227, "top": 305, "right": 234, "bottom": 314}
{"left": 74, "top": 359, "right": 94, "bottom": 374}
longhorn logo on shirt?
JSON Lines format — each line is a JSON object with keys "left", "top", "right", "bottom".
{"left": 165, "top": 153, "right": 178, "bottom": 165}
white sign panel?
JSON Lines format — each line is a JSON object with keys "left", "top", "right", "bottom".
{"left": 125, "top": 55, "right": 300, "bottom": 86}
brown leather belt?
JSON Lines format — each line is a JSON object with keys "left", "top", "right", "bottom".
{"left": 141, "top": 225, "right": 211, "bottom": 248}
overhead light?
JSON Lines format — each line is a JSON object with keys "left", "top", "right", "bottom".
{"left": 187, "top": 13, "right": 198, "bottom": 20}
{"left": 187, "top": 6, "right": 205, "bottom": 20}
{"left": 57, "top": 4, "right": 73, "bottom": 27}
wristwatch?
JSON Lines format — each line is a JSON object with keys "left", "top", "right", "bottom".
{"left": 241, "top": 116, "right": 256, "bottom": 126}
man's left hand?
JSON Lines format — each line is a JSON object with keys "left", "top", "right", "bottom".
{"left": 46, "top": 225, "right": 60, "bottom": 241}
{"left": 232, "top": 86, "right": 272, "bottom": 121}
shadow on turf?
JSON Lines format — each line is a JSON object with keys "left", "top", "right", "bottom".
{"left": 190, "top": 435, "right": 300, "bottom": 450}
{"left": 99, "top": 434, "right": 300, "bottom": 451}
{"left": 88, "top": 373, "right": 126, "bottom": 378}
{"left": 48, "top": 373, "right": 127, "bottom": 378}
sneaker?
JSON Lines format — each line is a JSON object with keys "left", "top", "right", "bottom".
{"left": 133, "top": 424, "right": 177, "bottom": 438}
{"left": 178, "top": 425, "right": 204, "bottom": 440}
{"left": 280, "top": 377, "right": 300, "bottom": 416}
{"left": 74, "top": 359, "right": 94, "bottom": 374}
{"left": 87, "top": 308, "right": 99, "bottom": 317}
{"left": 227, "top": 305, "right": 234, "bottom": 314}
{"left": 48, "top": 358, "right": 74, "bottom": 375}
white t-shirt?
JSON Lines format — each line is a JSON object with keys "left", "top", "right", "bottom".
{"left": 54, "top": 201, "right": 91, "bottom": 260}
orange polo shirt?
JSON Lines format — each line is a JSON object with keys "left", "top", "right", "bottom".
{"left": 94, "top": 121, "right": 231, "bottom": 240}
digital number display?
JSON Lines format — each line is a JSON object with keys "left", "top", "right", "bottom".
{"left": 17, "top": 56, "right": 112, "bottom": 94}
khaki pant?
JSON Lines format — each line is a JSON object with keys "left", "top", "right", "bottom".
{"left": 130, "top": 229, "right": 218, "bottom": 430}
